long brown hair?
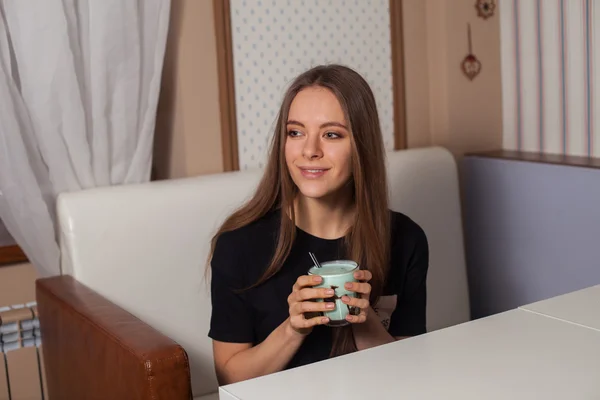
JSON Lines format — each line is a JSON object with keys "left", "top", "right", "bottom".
{"left": 208, "top": 64, "right": 390, "bottom": 357}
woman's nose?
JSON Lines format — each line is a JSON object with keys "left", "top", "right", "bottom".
{"left": 302, "top": 134, "right": 323, "bottom": 160}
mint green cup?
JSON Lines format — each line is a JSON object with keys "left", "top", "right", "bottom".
{"left": 308, "top": 260, "right": 360, "bottom": 327}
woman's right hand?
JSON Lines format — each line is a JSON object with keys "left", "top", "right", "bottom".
{"left": 287, "top": 275, "right": 335, "bottom": 335}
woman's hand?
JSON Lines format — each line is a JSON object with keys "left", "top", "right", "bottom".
{"left": 287, "top": 275, "right": 335, "bottom": 336}
{"left": 342, "top": 269, "right": 372, "bottom": 324}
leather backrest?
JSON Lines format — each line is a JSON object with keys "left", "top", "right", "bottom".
{"left": 386, "top": 147, "right": 470, "bottom": 331}
{"left": 57, "top": 170, "right": 262, "bottom": 397}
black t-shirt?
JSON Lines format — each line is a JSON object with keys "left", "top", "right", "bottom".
{"left": 208, "top": 209, "right": 429, "bottom": 369}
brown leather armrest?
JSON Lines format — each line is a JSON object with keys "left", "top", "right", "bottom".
{"left": 36, "top": 275, "right": 192, "bottom": 400}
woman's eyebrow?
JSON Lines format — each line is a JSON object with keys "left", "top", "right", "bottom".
{"left": 286, "top": 120, "right": 348, "bottom": 130}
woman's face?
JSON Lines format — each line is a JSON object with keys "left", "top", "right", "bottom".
{"left": 284, "top": 86, "right": 353, "bottom": 201}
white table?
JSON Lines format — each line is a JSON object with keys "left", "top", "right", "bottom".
{"left": 520, "top": 284, "right": 600, "bottom": 332}
{"left": 219, "top": 308, "right": 600, "bottom": 399}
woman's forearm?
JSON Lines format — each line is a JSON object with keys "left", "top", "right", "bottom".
{"left": 352, "top": 307, "right": 395, "bottom": 351}
{"left": 218, "top": 317, "right": 306, "bottom": 385}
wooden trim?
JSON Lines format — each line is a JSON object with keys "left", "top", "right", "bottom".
{"left": 0, "top": 245, "right": 28, "bottom": 267}
{"left": 466, "top": 149, "right": 600, "bottom": 170}
{"left": 214, "top": 0, "right": 239, "bottom": 171}
{"left": 389, "top": 0, "right": 408, "bottom": 150}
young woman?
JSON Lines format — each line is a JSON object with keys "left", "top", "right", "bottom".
{"left": 208, "top": 64, "right": 429, "bottom": 385}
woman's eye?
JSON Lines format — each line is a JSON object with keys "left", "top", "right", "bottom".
{"left": 287, "top": 130, "right": 302, "bottom": 137}
{"left": 324, "top": 131, "right": 341, "bottom": 139}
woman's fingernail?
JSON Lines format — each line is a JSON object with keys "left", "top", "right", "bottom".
{"left": 341, "top": 296, "right": 349, "bottom": 303}
{"left": 322, "top": 317, "right": 329, "bottom": 324}
{"left": 325, "top": 289, "right": 334, "bottom": 295}
{"left": 313, "top": 276, "right": 322, "bottom": 283}
{"left": 345, "top": 282, "right": 352, "bottom": 289}
{"left": 326, "top": 303, "right": 335, "bottom": 309}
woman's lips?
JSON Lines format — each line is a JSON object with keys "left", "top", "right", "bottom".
{"left": 299, "top": 167, "right": 329, "bottom": 179}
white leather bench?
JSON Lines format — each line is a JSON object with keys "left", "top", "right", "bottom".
{"left": 38, "top": 146, "right": 469, "bottom": 399}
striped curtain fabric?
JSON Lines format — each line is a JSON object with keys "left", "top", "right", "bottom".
{"left": 500, "top": 0, "right": 600, "bottom": 157}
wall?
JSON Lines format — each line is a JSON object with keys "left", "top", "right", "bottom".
{"left": 403, "top": 0, "right": 504, "bottom": 158}
{"left": 463, "top": 156, "right": 600, "bottom": 318}
{"left": 0, "top": 263, "right": 36, "bottom": 307}
{"left": 153, "top": 0, "right": 504, "bottom": 179}
{"left": 153, "top": 0, "right": 224, "bottom": 179}
{"left": 0, "top": 221, "right": 15, "bottom": 247}
{"left": 402, "top": 0, "right": 432, "bottom": 148}
{"left": 229, "top": 0, "right": 395, "bottom": 170}
{"left": 500, "top": 0, "right": 600, "bottom": 157}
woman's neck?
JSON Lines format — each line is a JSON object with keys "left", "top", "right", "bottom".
{"left": 293, "top": 190, "right": 355, "bottom": 240}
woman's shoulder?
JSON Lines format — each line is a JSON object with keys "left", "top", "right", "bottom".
{"left": 220, "top": 206, "right": 280, "bottom": 240}
{"left": 389, "top": 210, "right": 428, "bottom": 249}
{"left": 215, "top": 209, "right": 281, "bottom": 247}
{"left": 211, "top": 209, "right": 281, "bottom": 274}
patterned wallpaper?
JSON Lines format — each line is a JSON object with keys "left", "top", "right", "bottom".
{"left": 500, "top": 0, "right": 600, "bottom": 157}
{"left": 230, "top": 0, "right": 394, "bottom": 170}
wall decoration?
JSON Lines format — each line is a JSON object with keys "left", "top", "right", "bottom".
{"left": 461, "top": 24, "right": 482, "bottom": 81}
{"left": 500, "top": 0, "right": 600, "bottom": 157}
{"left": 476, "top": 0, "right": 496, "bottom": 20}
{"left": 229, "top": 0, "right": 394, "bottom": 170}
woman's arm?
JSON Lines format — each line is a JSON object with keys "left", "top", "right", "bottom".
{"left": 351, "top": 307, "right": 396, "bottom": 350}
{"left": 339, "top": 271, "right": 396, "bottom": 350}
{"left": 209, "top": 234, "right": 323, "bottom": 385}
{"left": 213, "top": 275, "right": 334, "bottom": 385}
{"left": 385, "top": 222, "right": 430, "bottom": 339}
{"left": 213, "top": 317, "right": 305, "bottom": 385}
{"left": 347, "top": 219, "right": 429, "bottom": 349}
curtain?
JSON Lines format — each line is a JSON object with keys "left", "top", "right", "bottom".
{"left": 500, "top": 0, "right": 600, "bottom": 157}
{"left": 0, "top": 0, "right": 171, "bottom": 277}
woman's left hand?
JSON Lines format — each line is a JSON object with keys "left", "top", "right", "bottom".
{"left": 342, "top": 270, "right": 372, "bottom": 324}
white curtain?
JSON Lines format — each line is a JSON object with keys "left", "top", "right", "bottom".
{"left": 0, "top": 0, "right": 171, "bottom": 277}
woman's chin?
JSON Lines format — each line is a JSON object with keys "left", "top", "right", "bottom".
{"left": 292, "top": 175, "right": 352, "bottom": 203}
{"left": 295, "top": 183, "right": 331, "bottom": 200}
{"left": 296, "top": 183, "right": 347, "bottom": 202}
{"left": 297, "top": 189, "right": 329, "bottom": 200}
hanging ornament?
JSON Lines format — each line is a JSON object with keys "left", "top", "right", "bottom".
{"left": 461, "top": 24, "right": 482, "bottom": 81}
{"left": 475, "top": 0, "right": 496, "bottom": 20}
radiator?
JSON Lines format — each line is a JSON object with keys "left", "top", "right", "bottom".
{"left": 0, "top": 302, "right": 48, "bottom": 400}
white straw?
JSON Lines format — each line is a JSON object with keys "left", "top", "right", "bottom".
{"left": 309, "top": 252, "right": 321, "bottom": 268}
